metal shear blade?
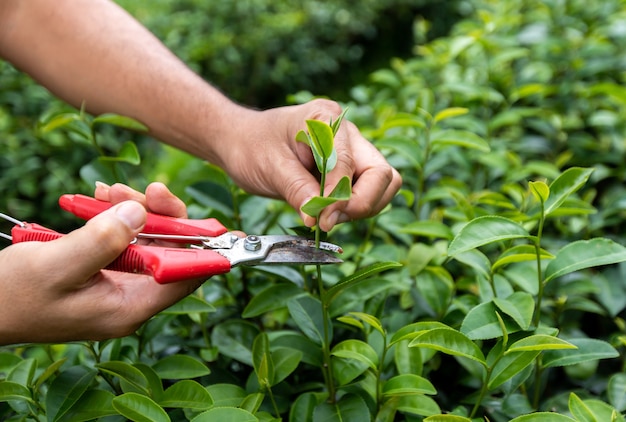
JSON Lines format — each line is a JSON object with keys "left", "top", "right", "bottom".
{"left": 217, "top": 235, "right": 343, "bottom": 266}
{"left": 261, "top": 244, "right": 343, "bottom": 265}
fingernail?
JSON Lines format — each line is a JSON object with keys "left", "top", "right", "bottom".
{"left": 114, "top": 201, "right": 146, "bottom": 231}
{"left": 95, "top": 181, "right": 110, "bottom": 191}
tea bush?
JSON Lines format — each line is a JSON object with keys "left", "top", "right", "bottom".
{"left": 3, "top": 0, "right": 626, "bottom": 421}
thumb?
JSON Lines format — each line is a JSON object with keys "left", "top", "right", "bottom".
{"left": 49, "top": 201, "right": 146, "bottom": 287}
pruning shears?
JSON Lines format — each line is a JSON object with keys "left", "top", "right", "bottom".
{"left": 0, "top": 194, "right": 342, "bottom": 284}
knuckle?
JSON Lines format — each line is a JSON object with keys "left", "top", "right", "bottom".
{"left": 308, "top": 98, "right": 343, "bottom": 119}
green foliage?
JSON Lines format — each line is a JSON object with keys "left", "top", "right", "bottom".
{"left": 114, "top": 0, "right": 441, "bottom": 106}
{"left": 5, "top": 0, "right": 626, "bottom": 421}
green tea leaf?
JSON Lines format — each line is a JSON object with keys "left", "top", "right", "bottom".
{"left": 395, "top": 340, "right": 423, "bottom": 375}
{"left": 447, "top": 216, "right": 531, "bottom": 257}
{"left": 433, "top": 107, "right": 469, "bottom": 124}
{"left": 325, "top": 261, "right": 402, "bottom": 304}
{"left": 382, "top": 374, "right": 437, "bottom": 397}
{"left": 424, "top": 415, "right": 472, "bottom": 422}
{"left": 162, "top": 295, "right": 215, "bottom": 314}
{"left": 510, "top": 413, "right": 575, "bottom": 421}
{"left": 8, "top": 358, "right": 36, "bottom": 386}
{"left": 331, "top": 339, "right": 379, "bottom": 371}
{"left": 295, "top": 130, "right": 310, "bottom": 145}
{"left": 34, "top": 358, "right": 67, "bottom": 391}
{"left": 301, "top": 196, "right": 336, "bottom": 217}
{"left": 506, "top": 335, "right": 576, "bottom": 353}
{"left": 409, "top": 328, "right": 486, "bottom": 366}
{"left": 242, "top": 283, "right": 305, "bottom": 318}
{"left": 492, "top": 245, "right": 554, "bottom": 272}
{"left": 98, "top": 141, "right": 140, "bottom": 165}
{"left": 272, "top": 347, "right": 302, "bottom": 385}
{"left": 329, "top": 175, "right": 352, "bottom": 200}
{"left": 305, "top": 119, "right": 334, "bottom": 160}
{"left": 39, "top": 113, "right": 87, "bottom": 135}
{"left": 191, "top": 407, "right": 258, "bottom": 422}
{"left": 545, "top": 238, "right": 626, "bottom": 283}
{"left": 252, "top": 333, "right": 274, "bottom": 388}
{"left": 399, "top": 220, "right": 454, "bottom": 240}
{"left": 330, "top": 107, "right": 349, "bottom": 135}
{"left": 205, "top": 384, "right": 247, "bottom": 407}
{"left": 544, "top": 167, "right": 593, "bottom": 216}
{"left": 93, "top": 113, "right": 148, "bottom": 132}
{"left": 300, "top": 176, "right": 352, "bottom": 217}
{"left": 529, "top": 180, "right": 550, "bottom": 203}
{"left": 211, "top": 320, "right": 259, "bottom": 366}
{"left": 416, "top": 267, "right": 454, "bottom": 317}
{"left": 313, "top": 393, "right": 370, "bottom": 422}
{"left": 332, "top": 354, "right": 370, "bottom": 386}
{"left": 60, "top": 389, "right": 116, "bottom": 421}
{"left": 568, "top": 392, "right": 596, "bottom": 422}
{"left": 397, "top": 394, "right": 441, "bottom": 417}
{"left": 346, "top": 312, "right": 384, "bottom": 336}
{"left": 0, "top": 381, "right": 33, "bottom": 403}
{"left": 488, "top": 350, "right": 541, "bottom": 390}
{"left": 46, "top": 366, "right": 97, "bottom": 422}
{"left": 152, "top": 355, "right": 210, "bottom": 379}
{"left": 159, "top": 380, "right": 213, "bottom": 410}
{"left": 287, "top": 294, "right": 329, "bottom": 346}
{"left": 390, "top": 321, "right": 453, "bottom": 346}
{"left": 542, "top": 338, "right": 619, "bottom": 368}
{"left": 493, "top": 292, "right": 535, "bottom": 331}
{"left": 240, "top": 393, "right": 264, "bottom": 414}
{"left": 461, "top": 301, "right": 521, "bottom": 340}
{"left": 430, "top": 129, "right": 490, "bottom": 152}
{"left": 608, "top": 373, "right": 626, "bottom": 412}
{"left": 290, "top": 392, "right": 327, "bottom": 422}
{"left": 96, "top": 361, "right": 149, "bottom": 394}
{"left": 112, "top": 393, "right": 170, "bottom": 422}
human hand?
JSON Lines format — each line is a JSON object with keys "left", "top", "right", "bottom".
{"left": 214, "top": 99, "right": 402, "bottom": 232}
{"left": 0, "top": 182, "right": 203, "bottom": 345}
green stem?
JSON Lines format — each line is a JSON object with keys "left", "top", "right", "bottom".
{"left": 319, "top": 273, "right": 336, "bottom": 402}
{"left": 469, "top": 360, "right": 498, "bottom": 418}
{"left": 267, "top": 387, "right": 281, "bottom": 418}
{"left": 532, "top": 359, "right": 544, "bottom": 409}
{"left": 532, "top": 203, "right": 546, "bottom": 328}
{"left": 315, "top": 159, "right": 336, "bottom": 401}
{"left": 376, "top": 337, "right": 389, "bottom": 412}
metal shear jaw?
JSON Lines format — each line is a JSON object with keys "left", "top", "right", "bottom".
{"left": 215, "top": 234, "right": 343, "bottom": 266}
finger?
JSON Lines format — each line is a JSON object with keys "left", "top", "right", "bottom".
{"left": 144, "top": 182, "right": 187, "bottom": 218}
{"left": 103, "top": 183, "right": 147, "bottom": 205}
{"left": 42, "top": 201, "right": 146, "bottom": 289}
{"left": 319, "top": 138, "right": 402, "bottom": 232}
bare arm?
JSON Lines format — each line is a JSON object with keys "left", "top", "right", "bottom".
{"left": 0, "top": 0, "right": 401, "bottom": 231}
{"left": 0, "top": 0, "right": 234, "bottom": 163}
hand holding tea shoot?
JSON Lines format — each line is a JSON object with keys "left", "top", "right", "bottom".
{"left": 297, "top": 108, "right": 352, "bottom": 245}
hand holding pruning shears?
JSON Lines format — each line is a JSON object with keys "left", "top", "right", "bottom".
{"left": 0, "top": 183, "right": 195, "bottom": 345}
{"left": 0, "top": 182, "right": 341, "bottom": 345}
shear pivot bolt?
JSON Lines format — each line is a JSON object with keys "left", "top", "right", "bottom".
{"left": 244, "top": 235, "right": 261, "bottom": 251}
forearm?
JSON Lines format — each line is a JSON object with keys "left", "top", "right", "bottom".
{"left": 0, "top": 0, "right": 243, "bottom": 165}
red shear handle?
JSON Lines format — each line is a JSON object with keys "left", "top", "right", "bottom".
{"left": 59, "top": 194, "right": 228, "bottom": 237}
{"left": 11, "top": 223, "right": 232, "bottom": 284}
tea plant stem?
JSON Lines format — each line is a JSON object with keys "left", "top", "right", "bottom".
{"left": 315, "top": 162, "right": 337, "bottom": 402}
{"left": 415, "top": 120, "right": 432, "bottom": 217}
{"left": 532, "top": 361, "right": 545, "bottom": 409}
{"left": 318, "top": 265, "right": 337, "bottom": 402}
{"left": 470, "top": 359, "right": 499, "bottom": 418}
{"left": 532, "top": 206, "right": 546, "bottom": 328}
{"left": 267, "top": 387, "right": 281, "bottom": 418}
